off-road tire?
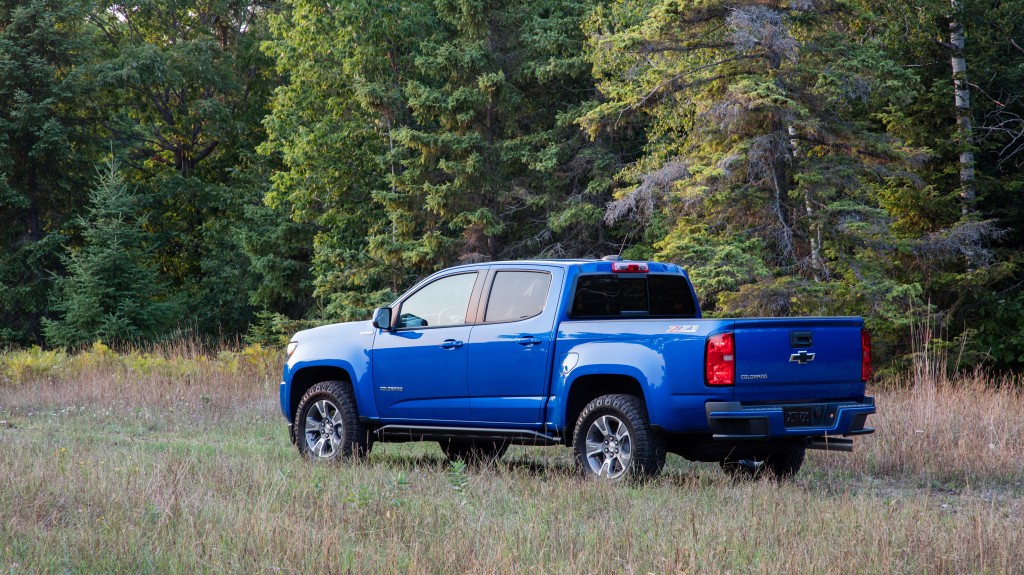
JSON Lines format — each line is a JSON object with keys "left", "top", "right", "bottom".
{"left": 720, "top": 443, "right": 805, "bottom": 480}
{"left": 438, "top": 439, "right": 509, "bottom": 465}
{"left": 294, "top": 381, "right": 371, "bottom": 461}
{"left": 572, "top": 394, "right": 666, "bottom": 481}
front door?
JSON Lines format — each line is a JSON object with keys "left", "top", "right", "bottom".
{"left": 372, "top": 272, "right": 480, "bottom": 422}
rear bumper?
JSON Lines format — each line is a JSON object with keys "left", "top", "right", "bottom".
{"left": 705, "top": 396, "right": 875, "bottom": 440}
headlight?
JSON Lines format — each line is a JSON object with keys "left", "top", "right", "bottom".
{"left": 286, "top": 340, "right": 298, "bottom": 360}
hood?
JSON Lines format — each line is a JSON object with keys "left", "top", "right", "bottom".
{"left": 293, "top": 320, "right": 374, "bottom": 343}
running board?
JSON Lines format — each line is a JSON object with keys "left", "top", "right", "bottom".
{"left": 805, "top": 437, "right": 854, "bottom": 452}
{"left": 374, "top": 425, "right": 561, "bottom": 446}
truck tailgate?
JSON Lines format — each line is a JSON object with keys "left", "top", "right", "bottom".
{"left": 732, "top": 318, "right": 865, "bottom": 403}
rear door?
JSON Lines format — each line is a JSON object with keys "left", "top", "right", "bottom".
{"left": 372, "top": 271, "right": 483, "bottom": 422}
{"left": 465, "top": 266, "right": 563, "bottom": 425}
{"left": 731, "top": 318, "right": 865, "bottom": 402}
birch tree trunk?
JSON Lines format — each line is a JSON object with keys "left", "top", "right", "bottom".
{"left": 949, "top": 1, "right": 976, "bottom": 216}
{"left": 789, "top": 125, "right": 825, "bottom": 281}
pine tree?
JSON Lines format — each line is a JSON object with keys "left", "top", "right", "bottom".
{"left": 579, "top": 0, "right": 1001, "bottom": 358}
{"left": 858, "top": 0, "right": 1024, "bottom": 364}
{"left": 43, "top": 159, "right": 179, "bottom": 347}
{"left": 263, "top": 0, "right": 615, "bottom": 322}
{"left": 394, "top": 0, "right": 611, "bottom": 263}
{"left": 0, "top": 0, "right": 98, "bottom": 345}
{"left": 90, "top": 0, "right": 279, "bottom": 336}
{"left": 261, "top": 0, "right": 423, "bottom": 320}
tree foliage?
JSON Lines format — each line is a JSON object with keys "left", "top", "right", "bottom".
{"left": 261, "top": 0, "right": 618, "bottom": 320}
{"left": 579, "top": 0, "right": 1008, "bottom": 361}
{"left": 88, "top": 0, "right": 284, "bottom": 335}
{"left": 44, "top": 159, "right": 179, "bottom": 346}
{"left": 0, "top": 0, "right": 1022, "bottom": 369}
{"left": 0, "top": 0, "right": 98, "bottom": 345}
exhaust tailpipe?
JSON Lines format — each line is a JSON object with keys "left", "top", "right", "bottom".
{"left": 806, "top": 437, "right": 853, "bottom": 452}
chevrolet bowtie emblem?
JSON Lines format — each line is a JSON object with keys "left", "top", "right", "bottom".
{"left": 789, "top": 350, "right": 816, "bottom": 364}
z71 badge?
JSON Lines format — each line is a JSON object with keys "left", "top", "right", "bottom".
{"left": 666, "top": 325, "right": 699, "bottom": 333}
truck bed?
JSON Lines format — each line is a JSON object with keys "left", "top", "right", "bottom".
{"left": 552, "top": 316, "right": 869, "bottom": 435}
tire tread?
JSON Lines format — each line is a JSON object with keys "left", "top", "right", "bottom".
{"left": 294, "top": 380, "right": 370, "bottom": 460}
{"left": 572, "top": 393, "right": 666, "bottom": 480}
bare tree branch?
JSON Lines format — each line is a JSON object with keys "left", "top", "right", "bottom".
{"left": 604, "top": 161, "right": 689, "bottom": 226}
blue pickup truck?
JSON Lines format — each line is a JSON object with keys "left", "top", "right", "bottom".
{"left": 280, "top": 258, "right": 875, "bottom": 480}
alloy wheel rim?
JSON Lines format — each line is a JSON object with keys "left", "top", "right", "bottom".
{"left": 584, "top": 414, "right": 632, "bottom": 479}
{"left": 304, "top": 399, "right": 344, "bottom": 458}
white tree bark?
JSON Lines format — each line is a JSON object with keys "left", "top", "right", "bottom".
{"left": 949, "top": 1, "right": 976, "bottom": 216}
{"left": 789, "top": 125, "right": 825, "bottom": 281}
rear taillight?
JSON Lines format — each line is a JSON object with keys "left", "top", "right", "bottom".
{"left": 705, "top": 332, "right": 735, "bottom": 386}
{"left": 861, "top": 329, "right": 872, "bottom": 382}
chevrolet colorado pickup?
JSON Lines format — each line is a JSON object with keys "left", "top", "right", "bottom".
{"left": 280, "top": 258, "right": 875, "bottom": 480}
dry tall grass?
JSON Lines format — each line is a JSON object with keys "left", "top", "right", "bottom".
{"left": 849, "top": 371, "right": 1024, "bottom": 487}
{"left": 1, "top": 346, "right": 1022, "bottom": 574}
{"left": 0, "top": 341, "right": 280, "bottom": 414}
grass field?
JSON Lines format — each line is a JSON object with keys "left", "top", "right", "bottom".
{"left": 1, "top": 346, "right": 1022, "bottom": 574}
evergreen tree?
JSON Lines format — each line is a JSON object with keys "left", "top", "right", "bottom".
{"left": 579, "top": 0, "right": 1001, "bottom": 358}
{"left": 263, "top": 0, "right": 618, "bottom": 322}
{"left": 90, "top": 0, "right": 280, "bottom": 337}
{"left": 0, "top": 0, "right": 99, "bottom": 345}
{"left": 394, "top": 0, "right": 602, "bottom": 263}
{"left": 262, "top": 0, "right": 420, "bottom": 320}
{"left": 1, "top": 0, "right": 1021, "bottom": 368}
{"left": 44, "top": 159, "right": 179, "bottom": 347}
{"left": 869, "top": 0, "right": 1024, "bottom": 365}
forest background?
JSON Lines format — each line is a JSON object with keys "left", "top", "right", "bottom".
{"left": 2, "top": 0, "right": 1023, "bottom": 372}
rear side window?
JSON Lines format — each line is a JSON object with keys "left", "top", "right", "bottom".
{"left": 570, "top": 274, "right": 697, "bottom": 318}
{"left": 484, "top": 271, "right": 551, "bottom": 323}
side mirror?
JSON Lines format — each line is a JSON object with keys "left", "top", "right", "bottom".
{"left": 372, "top": 307, "right": 393, "bottom": 330}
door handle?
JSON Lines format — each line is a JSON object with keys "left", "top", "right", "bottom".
{"left": 439, "top": 339, "right": 463, "bottom": 349}
{"left": 516, "top": 336, "right": 542, "bottom": 346}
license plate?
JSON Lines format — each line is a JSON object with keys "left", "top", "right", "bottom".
{"left": 784, "top": 407, "right": 812, "bottom": 426}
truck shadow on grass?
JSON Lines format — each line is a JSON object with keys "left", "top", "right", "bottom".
{"left": 365, "top": 452, "right": 577, "bottom": 477}
{"left": 360, "top": 450, "right": 725, "bottom": 488}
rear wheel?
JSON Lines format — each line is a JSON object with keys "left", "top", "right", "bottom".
{"left": 295, "top": 381, "right": 371, "bottom": 461}
{"left": 438, "top": 439, "right": 508, "bottom": 465}
{"left": 572, "top": 394, "right": 665, "bottom": 481}
{"left": 720, "top": 444, "right": 805, "bottom": 480}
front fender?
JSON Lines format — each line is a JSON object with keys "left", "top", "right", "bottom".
{"left": 280, "top": 322, "right": 378, "bottom": 422}
{"left": 282, "top": 358, "right": 379, "bottom": 421}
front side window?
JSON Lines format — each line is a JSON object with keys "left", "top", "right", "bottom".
{"left": 397, "top": 273, "right": 477, "bottom": 328}
{"left": 484, "top": 271, "right": 552, "bottom": 323}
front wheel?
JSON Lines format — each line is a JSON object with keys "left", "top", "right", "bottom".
{"left": 294, "top": 381, "right": 370, "bottom": 461}
{"left": 720, "top": 444, "right": 805, "bottom": 480}
{"left": 572, "top": 394, "right": 665, "bottom": 481}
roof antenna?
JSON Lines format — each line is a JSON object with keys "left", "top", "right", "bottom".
{"left": 602, "top": 232, "right": 632, "bottom": 262}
